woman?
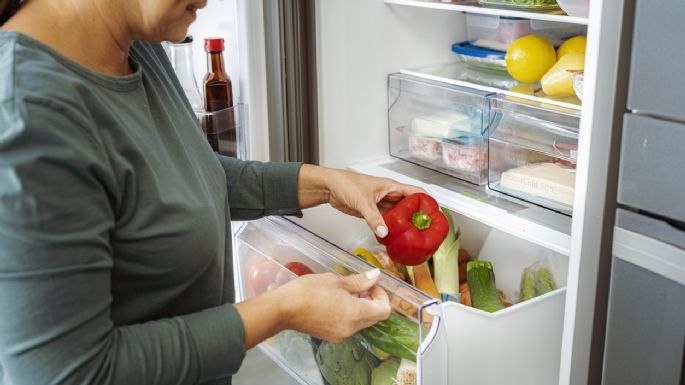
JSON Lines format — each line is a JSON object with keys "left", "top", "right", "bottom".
{"left": 0, "top": 1, "right": 422, "bottom": 384}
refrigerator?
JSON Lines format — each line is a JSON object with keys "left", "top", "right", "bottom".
{"left": 184, "top": 1, "right": 685, "bottom": 385}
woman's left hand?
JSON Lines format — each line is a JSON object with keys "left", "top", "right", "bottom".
{"left": 298, "top": 165, "right": 425, "bottom": 238}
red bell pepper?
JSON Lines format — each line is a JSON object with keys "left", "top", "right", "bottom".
{"left": 376, "top": 193, "right": 449, "bottom": 266}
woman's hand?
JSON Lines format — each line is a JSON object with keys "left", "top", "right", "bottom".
{"left": 298, "top": 165, "right": 425, "bottom": 238}
{"left": 235, "top": 269, "right": 391, "bottom": 348}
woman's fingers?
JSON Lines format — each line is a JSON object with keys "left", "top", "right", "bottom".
{"left": 339, "top": 269, "right": 381, "bottom": 293}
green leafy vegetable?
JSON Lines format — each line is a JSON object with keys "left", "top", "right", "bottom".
{"left": 316, "top": 335, "right": 380, "bottom": 385}
{"left": 360, "top": 312, "right": 420, "bottom": 362}
{"left": 432, "top": 207, "right": 460, "bottom": 301}
{"left": 371, "top": 358, "right": 401, "bottom": 385}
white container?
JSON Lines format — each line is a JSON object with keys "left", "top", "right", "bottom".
{"left": 557, "top": 0, "right": 590, "bottom": 17}
{"left": 466, "top": 14, "right": 587, "bottom": 47}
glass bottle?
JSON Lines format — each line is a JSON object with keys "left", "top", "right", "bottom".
{"left": 168, "top": 35, "right": 204, "bottom": 114}
{"left": 202, "top": 37, "right": 235, "bottom": 156}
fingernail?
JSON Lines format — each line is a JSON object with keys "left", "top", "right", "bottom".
{"left": 365, "top": 268, "right": 380, "bottom": 280}
{"left": 376, "top": 226, "right": 388, "bottom": 238}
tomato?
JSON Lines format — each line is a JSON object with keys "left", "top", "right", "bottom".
{"left": 284, "top": 262, "right": 314, "bottom": 276}
{"left": 247, "top": 260, "right": 283, "bottom": 296}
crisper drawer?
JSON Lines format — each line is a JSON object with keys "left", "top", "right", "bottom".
{"left": 627, "top": 0, "right": 685, "bottom": 122}
{"left": 617, "top": 114, "right": 685, "bottom": 223}
{"left": 488, "top": 96, "right": 580, "bottom": 215}
{"left": 603, "top": 227, "right": 685, "bottom": 385}
{"left": 388, "top": 73, "right": 492, "bottom": 185}
{"left": 293, "top": 207, "right": 569, "bottom": 385}
{"left": 234, "top": 217, "right": 444, "bottom": 385}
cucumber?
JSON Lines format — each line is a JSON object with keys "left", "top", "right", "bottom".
{"left": 466, "top": 260, "right": 505, "bottom": 313}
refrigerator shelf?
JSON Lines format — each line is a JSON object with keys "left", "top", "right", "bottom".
{"left": 401, "top": 63, "right": 582, "bottom": 111}
{"left": 349, "top": 157, "right": 571, "bottom": 256}
{"left": 384, "top": 0, "right": 589, "bottom": 25}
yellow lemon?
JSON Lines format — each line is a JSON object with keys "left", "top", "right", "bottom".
{"left": 505, "top": 35, "right": 557, "bottom": 83}
{"left": 557, "top": 35, "right": 587, "bottom": 59}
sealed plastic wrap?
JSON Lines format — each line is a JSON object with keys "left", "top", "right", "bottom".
{"left": 195, "top": 103, "right": 248, "bottom": 159}
{"left": 478, "top": 0, "right": 561, "bottom": 12}
{"left": 488, "top": 95, "right": 580, "bottom": 214}
{"left": 388, "top": 73, "right": 492, "bottom": 185}
{"left": 234, "top": 217, "right": 443, "bottom": 385}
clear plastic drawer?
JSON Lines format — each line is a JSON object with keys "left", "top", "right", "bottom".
{"left": 234, "top": 217, "right": 442, "bottom": 385}
{"left": 488, "top": 96, "right": 580, "bottom": 214}
{"left": 388, "top": 73, "right": 493, "bottom": 185}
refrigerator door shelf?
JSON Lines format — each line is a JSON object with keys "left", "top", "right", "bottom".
{"left": 234, "top": 217, "right": 443, "bottom": 385}
{"left": 195, "top": 103, "right": 249, "bottom": 160}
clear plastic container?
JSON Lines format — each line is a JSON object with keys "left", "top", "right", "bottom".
{"left": 466, "top": 14, "right": 588, "bottom": 46}
{"left": 388, "top": 73, "right": 492, "bottom": 184}
{"left": 488, "top": 96, "right": 580, "bottom": 214}
{"left": 478, "top": 0, "right": 561, "bottom": 11}
{"left": 451, "top": 42, "right": 507, "bottom": 72}
{"left": 557, "top": 0, "right": 590, "bottom": 17}
{"left": 195, "top": 103, "right": 248, "bottom": 159}
{"left": 234, "top": 217, "right": 441, "bottom": 385}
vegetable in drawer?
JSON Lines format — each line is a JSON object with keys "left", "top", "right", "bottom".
{"left": 359, "top": 312, "right": 421, "bottom": 362}
{"left": 466, "top": 260, "right": 506, "bottom": 313}
{"left": 316, "top": 335, "right": 379, "bottom": 385}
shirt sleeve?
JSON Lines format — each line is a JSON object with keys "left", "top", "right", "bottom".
{"left": 217, "top": 155, "right": 303, "bottom": 220}
{"left": 0, "top": 100, "right": 245, "bottom": 385}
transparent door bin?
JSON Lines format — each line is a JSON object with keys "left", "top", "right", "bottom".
{"left": 234, "top": 217, "right": 441, "bottom": 385}
{"left": 488, "top": 96, "right": 580, "bottom": 214}
{"left": 388, "top": 73, "right": 492, "bottom": 185}
{"left": 195, "top": 103, "right": 248, "bottom": 159}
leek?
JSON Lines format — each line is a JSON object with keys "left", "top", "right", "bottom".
{"left": 432, "top": 208, "right": 460, "bottom": 302}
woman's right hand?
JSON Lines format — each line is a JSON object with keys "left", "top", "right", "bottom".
{"left": 277, "top": 269, "right": 392, "bottom": 342}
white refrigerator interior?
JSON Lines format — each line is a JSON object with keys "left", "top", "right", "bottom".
{"left": 224, "top": 1, "right": 627, "bottom": 385}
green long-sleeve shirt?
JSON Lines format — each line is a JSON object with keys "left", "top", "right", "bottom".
{"left": 0, "top": 32, "right": 302, "bottom": 385}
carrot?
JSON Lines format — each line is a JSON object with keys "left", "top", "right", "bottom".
{"left": 411, "top": 262, "right": 440, "bottom": 299}
{"left": 459, "top": 282, "right": 472, "bottom": 307}
{"left": 458, "top": 261, "right": 467, "bottom": 284}
{"left": 458, "top": 248, "right": 471, "bottom": 263}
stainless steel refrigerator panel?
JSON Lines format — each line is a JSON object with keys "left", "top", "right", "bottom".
{"left": 618, "top": 114, "right": 685, "bottom": 223}
{"left": 603, "top": 228, "right": 685, "bottom": 385}
{"left": 627, "top": 0, "right": 685, "bottom": 121}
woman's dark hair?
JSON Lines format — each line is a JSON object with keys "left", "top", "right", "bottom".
{"left": 1, "top": 0, "right": 21, "bottom": 25}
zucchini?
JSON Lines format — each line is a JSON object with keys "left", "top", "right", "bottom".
{"left": 466, "top": 260, "right": 505, "bottom": 313}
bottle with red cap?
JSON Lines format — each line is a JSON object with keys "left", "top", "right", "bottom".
{"left": 202, "top": 37, "right": 235, "bottom": 156}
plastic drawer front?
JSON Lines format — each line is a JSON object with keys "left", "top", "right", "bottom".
{"left": 234, "top": 217, "right": 443, "bottom": 385}
{"left": 627, "top": 0, "right": 685, "bottom": 122}
{"left": 617, "top": 114, "right": 685, "bottom": 223}
{"left": 603, "top": 227, "right": 685, "bottom": 385}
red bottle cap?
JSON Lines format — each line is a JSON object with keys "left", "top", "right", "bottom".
{"left": 204, "top": 38, "right": 224, "bottom": 52}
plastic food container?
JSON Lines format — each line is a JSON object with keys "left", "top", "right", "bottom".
{"left": 478, "top": 0, "right": 561, "bottom": 11}
{"left": 451, "top": 41, "right": 507, "bottom": 72}
{"left": 388, "top": 73, "right": 492, "bottom": 185}
{"left": 408, "top": 134, "right": 443, "bottom": 161}
{"left": 556, "top": 0, "right": 590, "bottom": 17}
{"left": 235, "top": 217, "right": 440, "bottom": 385}
{"left": 488, "top": 95, "right": 580, "bottom": 214}
{"left": 442, "top": 136, "right": 488, "bottom": 175}
{"left": 466, "top": 14, "right": 588, "bottom": 47}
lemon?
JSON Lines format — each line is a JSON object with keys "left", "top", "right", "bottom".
{"left": 557, "top": 35, "right": 587, "bottom": 59}
{"left": 505, "top": 35, "right": 557, "bottom": 83}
